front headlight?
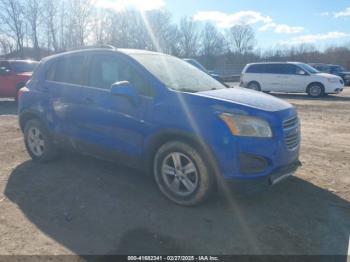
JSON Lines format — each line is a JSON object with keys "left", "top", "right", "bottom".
{"left": 219, "top": 113, "right": 272, "bottom": 138}
{"left": 328, "top": 78, "right": 339, "bottom": 83}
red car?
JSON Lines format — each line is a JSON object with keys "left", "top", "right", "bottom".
{"left": 0, "top": 60, "right": 39, "bottom": 100}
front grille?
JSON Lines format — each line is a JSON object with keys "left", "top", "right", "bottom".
{"left": 283, "top": 115, "right": 298, "bottom": 129}
{"left": 283, "top": 115, "right": 300, "bottom": 150}
{"left": 285, "top": 132, "right": 299, "bottom": 149}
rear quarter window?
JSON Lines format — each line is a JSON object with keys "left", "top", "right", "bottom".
{"left": 45, "top": 55, "right": 87, "bottom": 85}
{"left": 246, "top": 64, "right": 265, "bottom": 73}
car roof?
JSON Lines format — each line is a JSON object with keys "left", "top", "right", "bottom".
{"left": 247, "top": 62, "right": 305, "bottom": 66}
{"left": 42, "top": 47, "right": 165, "bottom": 62}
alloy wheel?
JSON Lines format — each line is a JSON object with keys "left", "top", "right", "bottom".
{"left": 161, "top": 152, "right": 199, "bottom": 197}
{"left": 27, "top": 127, "right": 45, "bottom": 157}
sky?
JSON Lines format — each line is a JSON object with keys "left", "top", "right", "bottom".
{"left": 95, "top": 0, "right": 350, "bottom": 50}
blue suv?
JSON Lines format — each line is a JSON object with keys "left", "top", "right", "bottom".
{"left": 18, "top": 47, "right": 301, "bottom": 206}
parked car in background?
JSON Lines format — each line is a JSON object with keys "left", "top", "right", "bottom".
{"left": 309, "top": 63, "right": 350, "bottom": 86}
{"left": 183, "top": 58, "right": 226, "bottom": 85}
{"left": 18, "top": 47, "right": 300, "bottom": 206}
{"left": 240, "top": 62, "right": 345, "bottom": 97}
{"left": 0, "top": 60, "right": 39, "bottom": 100}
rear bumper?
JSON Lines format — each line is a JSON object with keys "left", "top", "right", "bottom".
{"left": 226, "top": 160, "right": 301, "bottom": 194}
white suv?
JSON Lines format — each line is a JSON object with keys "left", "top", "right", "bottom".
{"left": 240, "top": 62, "right": 345, "bottom": 97}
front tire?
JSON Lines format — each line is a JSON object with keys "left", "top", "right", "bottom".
{"left": 153, "top": 141, "right": 215, "bottom": 206}
{"left": 24, "top": 119, "right": 58, "bottom": 162}
{"left": 307, "top": 83, "right": 324, "bottom": 98}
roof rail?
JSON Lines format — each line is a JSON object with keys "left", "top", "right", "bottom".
{"left": 68, "top": 45, "right": 117, "bottom": 51}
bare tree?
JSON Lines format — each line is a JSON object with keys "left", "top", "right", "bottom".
{"left": 0, "top": 0, "right": 25, "bottom": 57}
{"left": 0, "top": 35, "right": 14, "bottom": 55}
{"left": 200, "top": 22, "right": 224, "bottom": 57}
{"left": 66, "top": 0, "right": 94, "bottom": 48}
{"left": 25, "top": 0, "right": 43, "bottom": 59}
{"left": 228, "top": 24, "right": 256, "bottom": 54}
{"left": 145, "top": 10, "right": 179, "bottom": 54}
{"left": 42, "top": 0, "right": 59, "bottom": 52}
{"left": 178, "top": 16, "right": 199, "bottom": 57}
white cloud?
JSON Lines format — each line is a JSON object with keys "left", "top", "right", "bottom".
{"left": 319, "top": 12, "right": 330, "bottom": 16}
{"left": 259, "top": 23, "right": 304, "bottom": 34}
{"left": 94, "top": 0, "right": 165, "bottom": 12}
{"left": 280, "top": 31, "right": 350, "bottom": 45}
{"left": 193, "top": 10, "right": 303, "bottom": 34}
{"left": 193, "top": 11, "right": 272, "bottom": 28}
{"left": 334, "top": 7, "right": 350, "bottom": 18}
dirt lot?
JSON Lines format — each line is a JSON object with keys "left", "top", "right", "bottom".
{"left": 0, "top": 89, "right": 349, "bottom": 256}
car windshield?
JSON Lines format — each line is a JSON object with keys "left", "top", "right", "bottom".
{"left": 184, "top": 59, "right": 208, "bottom": 73}
{"left": 330, "top": 66, "right": 345, "bottom": 73}
{"left": 11, "top": 61, "right": 39, "bottom": 73}
{"left": 299, "top": 63, "right": 320, "bottom": 74}
{"left": 130, "top": 54, "right": 225, "bottom": 92}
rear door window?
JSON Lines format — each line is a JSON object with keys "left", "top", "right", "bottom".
{"left": 246, "top": 64, "right": 265, "bottom": 73}
{"left": 264, "top": 64, "right": 280, "bottom": 74}
{"left": 279, "top": 64, "right": 297, "bottom": 75}
{"left": 46, "top": 54, "right": 87, "bottom": 86}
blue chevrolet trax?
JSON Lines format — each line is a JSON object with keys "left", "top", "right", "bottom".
{"left": 18, "top": 47, "right": 301, "bottom": 206}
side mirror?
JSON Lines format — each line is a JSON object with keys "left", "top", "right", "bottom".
{"left": 111, "top": 81, "right": 139, "bottom": 104}
{"left": 297, "top": 70, "right": 308, "bottom": 76}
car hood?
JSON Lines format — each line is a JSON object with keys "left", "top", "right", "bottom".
{"left": 197, "top": 87, "right": 292, "bottom": 112}
{"left": 315, "top": 73, "right": 341, "bottom": 79}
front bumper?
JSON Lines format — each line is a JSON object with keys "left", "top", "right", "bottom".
{"left": 226, "top": 160, "right": 301, "bottom": 194}
{"left": 325, "top": 82, "right": 345, "bottom": 93}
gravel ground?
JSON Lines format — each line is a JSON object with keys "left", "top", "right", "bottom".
{"left": 0, "top": 89, "right": 349, "bottom": 256}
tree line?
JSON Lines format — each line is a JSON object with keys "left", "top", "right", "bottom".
{"left": 0, "top": 0, "right": 349, "bottom": 72}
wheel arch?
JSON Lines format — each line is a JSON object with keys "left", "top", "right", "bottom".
{"left": 247, "top": 81, "right": 262, "bottom": 91}
{"left": 144, "top": 130, "right": 220, "bottom": 177}
{"left": 306, "top": 82, "right": 325, "bottom": 93}
{"left": 19, "top": 110, "right": 46, "bottom": 132}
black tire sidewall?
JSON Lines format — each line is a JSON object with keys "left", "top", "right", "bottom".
{"left": 153, "top": 141, "right": 214, "bottom": 206}
{"left": 307, "top": 84, "right": 323, "bottom": 97}
{"left": 24, "top": 119, "right": 57, "bottom": 162}
{"left": 248, "top": 82, "right": 261, "bottom": 91}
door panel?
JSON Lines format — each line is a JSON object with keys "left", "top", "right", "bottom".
{"left": 44, "top": 54, "right": 88, "bottom": 145}
{"left": 276, "top": 65, "right": 309, "bottom": 92}
{"left": 44, "top": 81, "right": 83, "bottom": 139}
{"left": 76, "top": 53, "right": 155, "bottom": 158}
{"left": 0, "top": 62, "right": 14, "bottom": 97}
{"left": 77, "top": 87, "right": 153, "bottom": 157}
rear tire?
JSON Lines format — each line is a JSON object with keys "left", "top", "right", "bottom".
{"left": 307, "top": 83, "right": 324, "bottom": 98}
{"left": 247, "top": 81, "right": 261, "bottom": 91}
{"left": 24, "top": 119, "right": 58, "bottom": 163}
{"left": 153, "top": 141, "right": 215, "bottom": 206}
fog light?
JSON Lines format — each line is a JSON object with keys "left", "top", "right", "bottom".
{"left": 240, "top": 153, "right": 268, "bottom": 174}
